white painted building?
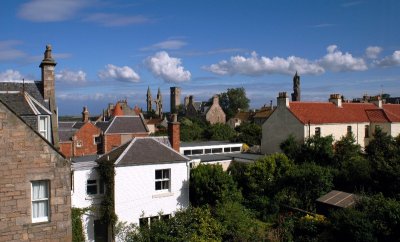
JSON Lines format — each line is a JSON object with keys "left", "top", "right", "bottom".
{"left": 71, "top": 137, "right": 190, "bottom": 242}
{"left": 180, "top": 141, "right": 243, "bottom": 170}
{"left": 261, "top": 92, "right": 400, "bottom": 154}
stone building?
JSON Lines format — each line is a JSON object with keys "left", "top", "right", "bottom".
{"left": 0, "top": 45, "right": 71, "bottom": 241}
{"left": 146, "top": 87, "right": 163, "bottom": 118}
{"left": 185, "top": 94, "right": 226, "bottom": 124}
{"left": 291, "top": 72, "right": 301, "bottom": 101}
{"left": 170, "top": 86, "right": 181, "bottom": 113}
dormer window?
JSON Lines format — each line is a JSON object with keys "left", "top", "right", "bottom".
{"left": 38, "top": 116, "right": 51, "bottom": 141}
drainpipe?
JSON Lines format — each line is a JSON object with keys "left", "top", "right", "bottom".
{"left": 308, "top": 120, "right": 311, "bottom": 138}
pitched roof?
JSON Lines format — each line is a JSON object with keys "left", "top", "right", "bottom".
{"left": 58, "top": 121, "right": 98, "bottom": 142}
{"left": 287, "top": 102, "right": 400, "bottom": 124}
{"left": 113, "top": 102, "right": 124, "bottom": 116}
{"left": 97, "top": 137, "right": 188, "bottom": 167}
{"left": 253, "top": 107, "right": 274, "bottom": 119}
{"left": 0, "top": 81, "right": 45, "bottom": 105}
{"left": 0, "top": 91, "right": 50, "bottom": 116}
{"left": 316, "top": 190, "right": 358, "bottom": 208}
{"left": 104, "top": 115, "right": 149, "bottom": 134}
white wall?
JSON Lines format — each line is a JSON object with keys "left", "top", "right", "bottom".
{"left": 391, "top": 123, "right": 400, "bottom": 138}
{"left": 306, "top": 122, "right": 370, "bottom": 148}
{"left": 71, "top": 168, "right": 102, "bottom": 242}
{"left": 114, "top": 162, "right": 189, "bottom": 225}
{"left": 261, "top": 107, "right": 304, "bottom": 154}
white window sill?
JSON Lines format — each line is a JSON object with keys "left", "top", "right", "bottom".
{"left": 152, "top": 192, "right": 174, "bottom": 198}
{"left": 85, "top": 194, "right": 104, "bottom": 200}
{"left": 32, "top": 217, "right": 49, "bottom": 223}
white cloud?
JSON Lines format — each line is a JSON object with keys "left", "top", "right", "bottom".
{"left": 84, "top": 13, "right": 150, "bottom": 27}
{"left": 141, "top": 40, "right": 187, "bottom": 51}
{"left": 145, "top": 51, "right": 191, "bottom": 83}
{"left": 56, "top": 69, "right": 86, "bottom": 83}
{"left": 319, "top": 45, "right": 367, "bottom": 72}
{"left": 98, "top": 64, "right": 140, "bottom": 82}
{"left": 365, "top": 46, "right": 383, "bottom": 59}
{"left": 375, "top": 50, "right": 400, "bottom": 67}
{"left": 204, "top": 51, "right": 324, "bottom": 76}
{"left": 0, "top": 70, "right": 24, "bottom": 82}
{"left": 18, "top": 0, "right": 88, "bottom": 22}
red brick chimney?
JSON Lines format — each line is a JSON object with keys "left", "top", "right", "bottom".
{"left": 168, "top": 113, "right": 180, "bottom": 152}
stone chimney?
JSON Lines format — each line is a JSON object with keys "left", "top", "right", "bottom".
{"left": 39, "top": 44, "right": 59, "bottom": 148}
{"left": 168, "top": 113, "right": 180, "bottom": 152}
{"left": 329, "top": 94, "right": 342, "bottom": 107}
{"left": 277, "top": 92, "right": 289, "bottom": 108}
{"left": 371, "top": 95, "right": 382, "bottom": 108}
{"left": 212, "top": 95, "right": 219, "bottom": 105}
{"left": 82, "top": 106, "right": 89, "bottom": 122}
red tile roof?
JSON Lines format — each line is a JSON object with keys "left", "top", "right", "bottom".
{"left": 287, "top": 102, "right": 400, "bottom": 124}
{"left": 113, "top": 102, "right": 124, "bottom": 116}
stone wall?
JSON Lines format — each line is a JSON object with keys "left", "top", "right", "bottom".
{"left": 0, "top": 102, "right": 72, "bottom": 242}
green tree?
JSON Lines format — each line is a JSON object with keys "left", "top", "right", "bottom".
{"left": 215, "top": 201, "right": 268, "bottom": 241}
{"left": 333, "top": 135, "right": 371, "bottom": 191}
{"left": 219, "top": 87, "right": 250, "bottom": 119}
{"left": 280, "top": 163, "right": 334, "bottom": 211}
{"left": 189, "top": 164, "right": 242, "bottom": 207}
{"left": 328, "top": 194, "right": 400, "bottom": 242}
{"left": 179, "top": 117, "right": 206, "bottom": 141}
{"left": 365, "top": 129, "right": 400, "bottom": 197}
{"left": 280, "top": 135, "right": 301, "bottom": 161}
{"left": 204, "top": 123, "right": 236, "bottom": 141}
{"left": 231, "top": 154, "right": 294, "bottom": 220}
{"left": 234, "top": 122, "right": 262, "bottom": 145}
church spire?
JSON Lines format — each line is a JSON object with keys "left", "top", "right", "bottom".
{"left": 291, "top": 71, "right": 301, "bottom": 101}
{"left": 146, "top": 86, "right": 152, "bottom": 113}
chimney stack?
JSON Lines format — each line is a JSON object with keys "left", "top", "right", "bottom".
{"left": 82, "top": 106, "right": 89, "bottom": 122}
{"left": 168, "top": 114, "right": 180, "bottom": 152}
{"left": 329, "top": 94, "right": 342, "bottom": 107}
{"left": 371, "top": 95, "right": 382, "bottom": 108}
{"left": 39, "top": 44, "right": 59, "bottom": 148}
{"left": 277, "top": 92, "right": 289, "bottom": 108}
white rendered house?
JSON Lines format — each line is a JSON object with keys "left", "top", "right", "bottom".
{"left": 261, "top": 92, "right": 400, "bottom": 154}
{"left": 71, "top": 136, "right": 190, "bottom": 241}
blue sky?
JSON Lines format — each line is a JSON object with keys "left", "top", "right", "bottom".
{"left": 0, "top": 0, "right": 399, "bottom": 115}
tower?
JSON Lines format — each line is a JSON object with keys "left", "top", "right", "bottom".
{"left": 170, "top": 86, "right": 181, "bottom": 113}
{"left": 146, "top": 86, "right": 152, "bottom": 113}
{"left": 156, "top": 87, "right": 163, "bottom": 117}
{"left": 291, "top": 71, "right": 301, "bottom": 101}
{"left": 39, "top": 44, "right": 59, "bottom": 148}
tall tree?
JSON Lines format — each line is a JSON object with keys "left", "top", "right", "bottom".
{"left": 234, "top": 122, "right": 262, "bottom": 145}
{"left": 190, "top": 164, "right": 242, "bottom": 207}
{"left": 219, "top": 87, "right": 250, "bottom": 119}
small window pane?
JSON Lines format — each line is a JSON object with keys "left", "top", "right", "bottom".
{"left": 163, "top": 170, "right": 169, "bottom": 179}
{"left": 205, "top": 149, "right": 211, "bottom": 154}
{"left": 155, "top": 170, "right": 162, "bottom": 179}
{"left": 183, "top": 150, "right": 191, "bottom": 155}
{"left": 231, "top": 147, "right": 241, "bottom": 152}
{"left": 87, "top": 180, "right": 97, "bottom": 195}
{"left": 224, "top": 147, "right": 231, "bottom": 152}
{"left": 155, "top": 181, "right": 161, "bottom": 190}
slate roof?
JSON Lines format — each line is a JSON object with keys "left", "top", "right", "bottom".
{"left": 0, "top": 91, "right": 50, "bottom": 116}
{"left": 58, "top": 121, "right": 91, "bottom": 142}
{"left": 103, "top": 115, "right": 149, "bottom": 134}
{"left": 0, "top": 81, "right": 45, "bottom": 105}
{"left": 316, "top": 190, "right": 358, "bottom": 208}
{"left": 97, "top": 137, "right": 188, "bottom": 167}
{"left": 287, "top": 102, "right": 400, "bottom": 124}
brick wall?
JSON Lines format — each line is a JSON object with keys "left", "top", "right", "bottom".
{"left": 73, "top": 122, "right": 101, "bottom": 156}
{"left": 0, "top": 102, "right": 72, "bottom": 242}
{"left": 59, "top": 142, "right": 72, "bottom": 158}
{"left": 104, "top": 134, "right": 121, "bottom": 153}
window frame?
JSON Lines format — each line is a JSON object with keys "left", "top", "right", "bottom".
{"left": 155, "top": 169, "right": 170, "bottom": 192}
{"left": 31, "top": 180, "right": 50, "bottom": 223}
{"left": 365, "top": 125, "right": 370, "bottom": 138}
{"left": 94, "top": 135, "right": 102, "bottom": 145}
{"left": 86, "top": 179, "right": 105, "bottom": 196}
{"left": 38, "top": 115, "right": 51, "bottom": 141}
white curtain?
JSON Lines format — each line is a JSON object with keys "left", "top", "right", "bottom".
{"left": 32, "top": 181, "right": 48, "bottom": 219}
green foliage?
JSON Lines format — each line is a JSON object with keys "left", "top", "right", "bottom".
{"left": 280, "top": 134, "right": 301, "bottom": 161}
{"left": 280, "top": 135, "right": 335, "bottom": 166}
{"left": 234, "top": 122, "right": 262, "bottom": 145}
{"left": 219, "top": 87, "right": 250, "bottom": 119}
{"left": 189, "top": 164, "right": 242, "bottom": 207}
{"left": 97, "top": 159, "right": 117, "bottom": 234}
{"left": 230, "top": 154, "right": 294, "bottom": 220}
{"left": 204, "top": 123, "right": 236, "bottom": 141}
{"left": 71, "top": 207, "right": 87, "bottom": 242}
{"left": 117, "top": 207, "right": 224, "bottom": 242}
{"left": 365, "top": 129, "right": 400, "bottom": 197}
{"left": 179, "top": 117, "right": 208, "bottom": 141}
{"left": 328, "top": 194, "right": 400, "bottom": 242}
{"left": 281, "top": 163, "right": 334, "bottom": 211}
{"left": 215, "top": 201, "right": 268, "bottom": 241}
